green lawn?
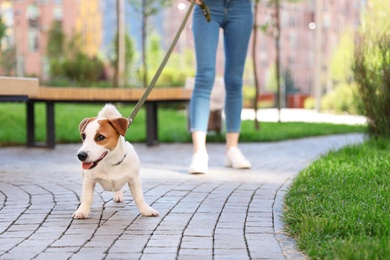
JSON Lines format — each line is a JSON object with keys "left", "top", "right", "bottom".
{"left": 284, "top": 138, "right": 390, "bottom": 259}
{"left": 0, "top": 103, "right": 365, "bottom": 146}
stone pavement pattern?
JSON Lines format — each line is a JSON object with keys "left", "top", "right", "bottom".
{"left": 0, "top": 134, "right": 364, "bottom": 259}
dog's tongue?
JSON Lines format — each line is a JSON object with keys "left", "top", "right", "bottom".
{"left": 82, "top": 162, "right": 94, "bottom": 170}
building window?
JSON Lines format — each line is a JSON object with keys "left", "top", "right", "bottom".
{"left": 53, "top": 6, "right": 63, "bottom": 21}
{"left": 27, "top": 4, "right": 40, "bottom": 28}
{"left": 289, "top": 31, "right": 297, "bottom": 49}
{"left": 26, "top": 5, "right": 39, "bottom": 20}
{"left": 288, "top": 56, "right": 295, "bottom": 64}
{"left": 28, "top": 28, "right": 39, "bottom": 52}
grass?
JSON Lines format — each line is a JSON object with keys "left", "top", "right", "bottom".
{"left": 284, "top": 138, "right": 390, "bottom": 259}
{"left": 0, "top": 103, "right": 365, "bottom": 146}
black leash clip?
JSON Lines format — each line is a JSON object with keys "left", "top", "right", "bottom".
{"left": 199, "top": 1, "right": 211, "bottom": 22}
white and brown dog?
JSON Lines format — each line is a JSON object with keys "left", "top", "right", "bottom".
{"left": 73, "top": 104, "right": 159, "bottom": 219}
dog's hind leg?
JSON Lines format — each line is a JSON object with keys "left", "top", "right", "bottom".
{"left": 128, "top": 177, "right": 159, "bottom": 217}
{"left": 113, "top": 190, "right": 124, "bottom": 203}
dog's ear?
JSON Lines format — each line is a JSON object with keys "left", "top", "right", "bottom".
{"left": 109, "top": 117, "right": 129, "bottom": 136}
{"left": 79, "top": 117, "right": 95, "bottom": 133}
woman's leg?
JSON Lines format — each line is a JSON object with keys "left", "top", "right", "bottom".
{"left": 223, "top": 0, "right": 254, "bottom": 136}
{"left": 190, "top": 3, "right": 223, "bottom": 134}
{"left": 223, "top": 0, "right": 253, "bottom": 168}
{"left": 188, "top": 3, "right": 222, "bottom": 173}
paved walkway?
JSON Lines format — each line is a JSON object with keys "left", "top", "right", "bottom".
{"left": 241, "top": 108, "right": 367, "bottom": 125}
{"left": 0, "top": 133, "right": 364, "bottom": 259}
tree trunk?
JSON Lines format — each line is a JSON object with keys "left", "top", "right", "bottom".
{"left": 252, "top": 0, "right": 261, "bottom": 130}
{"left": 314, "top": 0, "right": 323, "bottom": 111}
{"left": 274, "top": 0, "right": 282, "bottom": 122}
{"left": 113, "top": 0, "right": 125, "bottom": 88}
{"left": 118, "top": 0, "right": 125, "bottom": 87}
{"left": 142, "top": 0, "right": 148, "bottom": 88}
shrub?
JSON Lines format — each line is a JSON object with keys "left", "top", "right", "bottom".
{"left": 155, "top": 67, "right": 191, "bottom": 87}
{"left": 304, "top": 96, "right": 315, "bottom": 109}
{"left": 243, "top": 85, "right": 256, "bottom": 108}
{"left": 50, "top": 53, "right": 105, "bottom": 85}
{"left": 321, "top": 83, "right": 363, "bottom": 115}
{"left": 353, "top": 33, "right": 390, "bottom": 138}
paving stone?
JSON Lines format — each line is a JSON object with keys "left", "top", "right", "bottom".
{"left": 0, "top": 134, "right": 364, "bottom": 259}
{"left": 180, "top": 236, "right": 213, "bottom": 249}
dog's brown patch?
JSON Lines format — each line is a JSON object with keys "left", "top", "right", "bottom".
{"left": 79, "top": 117, "right": 96, "bottom": 133}
{"left": 96, "top": 119, "right": 121, "bottom": 150}
{"left": 108, "top": 118, "right": 129, "bottom": 136}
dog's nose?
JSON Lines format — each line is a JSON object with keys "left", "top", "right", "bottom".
{"left": 77, "top": 151, "right": 88, "bottom": 162}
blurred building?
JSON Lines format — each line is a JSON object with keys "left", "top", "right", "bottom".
{"left": 254, "top": 0, "right": 366, "bottom": 97}
{"left": 75, "top": 0, "right": 102, "bottom": 58}
{"left": 162, "top": 0, "right": 366, "bottom": 107}
{"left": 1, "top": 0, "right": 366, "bottom": 103}
{"left": 0, "top": 0, "right": 102, "bottom": 79}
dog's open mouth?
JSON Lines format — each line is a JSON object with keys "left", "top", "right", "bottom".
{"left": 82, "top": 151, "right": 108, "bottom": 170}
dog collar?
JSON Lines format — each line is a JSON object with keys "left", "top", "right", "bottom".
{"left": 112, "top": 153, "right": 127, "bottom": 166}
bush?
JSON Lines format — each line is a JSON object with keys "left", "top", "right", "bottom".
{"left": 321, "top": 83, "right": 363, "bottom": 115}
{"left": 155, "top": 67, "right": 191, "bottom": 87}
{"left": 353, "top": 0, "right": 390, "bottom": 138}
{"left": 50, "top": 53, "right": 105, "bottom": 85}
{"left": 304, "top": 96, "right": 315, "bottom": 109}
{"left": 243, "top": 85, "right": 256, "bottom": 108}
{"left": 353, "top": 33, "right": 390, "bottom": 138}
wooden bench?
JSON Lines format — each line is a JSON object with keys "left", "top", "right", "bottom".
{"left": 0, "top": 77, "right": 39, "bottom": 102}
{"left": 0, "top": 77, "right": 192, "bottom": 148}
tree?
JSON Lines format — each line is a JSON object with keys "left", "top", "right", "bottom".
{"left": 46, "top": 21, "right": 65, "bottom": 60}
{"left": 47, "top": 26, "right": 105, "bottom": 85}
{"left": 128, "top": 0, "right": 172, "bottom": 88}
{"left": 330, "top": 28, "right": 355, "bottom": 86}
{"left": 252, "top": 0, "right": 261, "bottom": 130}
{"left": 0, "top": 15, "right": 7, "bottom": 50}
{"left": 113, "top": 0, "right": 126, "bottom": 88}
{"left": 0, "top": 47, "right": 16, "bottom": 76}
{"left": 353, "top": 0, "right": 390, "bottom": 138}
{"left": 257, "top": 0, "right": 302, "bottom": 122}
{"left": 111, "top": 32, "right": 137, "bottom": 87}
{"left": 0, "top": 15, "right": 15, "bottom": 76}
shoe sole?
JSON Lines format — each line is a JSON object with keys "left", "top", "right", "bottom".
{"left": 225, "top": 161, "right": 251, "bottom": 169}
{"left": 190, "top": 171, "right": 207, "bottom": 174}
{"left": 188, "top": 167, "right": 208, "bottom": 174}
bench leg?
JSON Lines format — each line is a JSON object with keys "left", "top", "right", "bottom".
{"left": 146, "top": 102, "right": 159, "bottom": 146}
{"left": 46, "top": 102, "right": 55, "bottom": 148}
{"left": 26, "top": 101, "right": 35, "bottom": 147}
{"left": 26, "top": 101, "right": 55, "bottom": 148}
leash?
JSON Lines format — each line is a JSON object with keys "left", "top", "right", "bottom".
{"left": 127, "top": 0, "right": 210, "bottom": 129}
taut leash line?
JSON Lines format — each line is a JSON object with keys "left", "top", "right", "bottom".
{"left": 128, "top": 0, "right": 210, "bottom": 129}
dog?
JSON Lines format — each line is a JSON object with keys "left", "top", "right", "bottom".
{"left": 73, "top": 104, "right": 159, "bottom": 219}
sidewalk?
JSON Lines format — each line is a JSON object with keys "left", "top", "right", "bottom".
{"left": 0, "top": 133, "right": 364, "bottom": 259}
{"left": 241, "top": 108, "right": 367, "bottom": 125}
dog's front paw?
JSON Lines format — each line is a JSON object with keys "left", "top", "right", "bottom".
{"left": 73, "top": 209, "right": 90, "bottom": 219}
{"left": 141, "top": 206, "right": 159, "bottom": 217}
{"left": 113, "top": 190, "right": 123, "bottom": 203}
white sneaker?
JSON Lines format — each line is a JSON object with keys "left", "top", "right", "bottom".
{"left": 188, "top": 151, "right": 208, "bottom": 174}
{"left": 225, "top": 147, "right": 251, "bottom": 169}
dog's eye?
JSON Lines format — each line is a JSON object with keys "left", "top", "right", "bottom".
{"left": 96, "top": 135, "right": 105, "bottom": 141}
{"left": 81, "top": 133, "right": 86, "bottom": 141}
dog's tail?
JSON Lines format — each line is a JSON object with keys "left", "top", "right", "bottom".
{"left": 98, "top": 104, "right": 123, "bottom": 119}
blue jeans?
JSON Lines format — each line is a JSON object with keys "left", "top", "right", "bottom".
{"left": 189, "top": 0, "right": 253, "bottom": 133}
